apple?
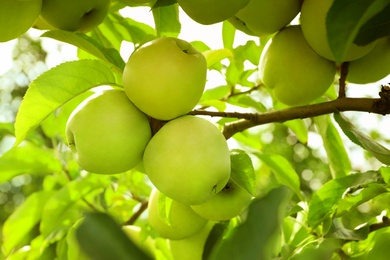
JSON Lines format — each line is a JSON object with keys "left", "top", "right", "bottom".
{"left": 300, "top": 0, "right": 376, "bottom": 62}
{"left": 147, "top": 189, "right": 208, "bottom": 240}
{"left": 233, "top": 0, "right": 302, "bottom": 37}
{"left": 191, "top": 179, "right": 253, "bottom": 221}
{"left": 143, "top": 115, "right": 231, "bottom": 205}
{"left": 0, "top": 0, "right": 42, "bottom": 42}
{"left": 40, "top": 0, "right": 111, "bottom": 32}
{"left": 168, "top": 221, "right": 215, "bottom": 260}
{"left": 259, "top": 25, "right": 337, "bottom": 106}
{"left": 66, "top": 88, "right": 152, "bottom": 174}
{"left": 123, "top": 37, "right": 207, "bottom": 121}
{"left": 347, "top": 37, "right": 390, "bottom": 84}
{"left": 122, "top": 225, "right": 156, "bottom": 258}
{"left": 176, "top": 0, "right": 249, "bottom": 25}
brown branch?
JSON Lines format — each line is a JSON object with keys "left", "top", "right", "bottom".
{"left": 338, "top": 62, "right": 350, "bottom": 98}
{"left": 124, "top": 200, "right": 149, "bottom": 226}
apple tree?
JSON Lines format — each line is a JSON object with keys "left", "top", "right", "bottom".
{"left": 1, "top": 0, "right": 390, "bottom": 259}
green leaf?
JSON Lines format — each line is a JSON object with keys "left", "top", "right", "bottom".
{"left": 153, "top": 0, "right": 177, "bottom": 8}
{"left": 334, "top": 112, "right": 390, "bottom": 165}
{"left": 40, "top": 174, "right": 111, "bottom": 238}
{"left": 230, "top": 149, "right": 256, "bottom": 196}
{"left": 0, "top": 144, "right": 62, "bottom": 183}
{"left": 325, "top": 219, "right": 368, "bottom": 240}
{"left": 203, "top": 222, "right": 229, "bottom": 260}
{"left": 255, "top": 153, "right": 303, "bottom": 200}
{"left": 157, "top": 191, "right": 174, "bottom": 226}
{"left": 307, "top": 171, "right": 380, "bottom": 228}
{"left": 14, "top": 59, "right": 117, "bottom": 146}
{"left": 152, "top": 3, "right": 181, "bottom": 37}
{"left": 283, "top": 119, "right": 308, "bottom": 144}
{"left": 201, "top": 85, "right": 230, "bottom": 102}
{"left": 326, "top": 0, "right": 388, "bottom": 62}
{"left": 2, "top": 190, "right": 56, "bottom": 255}
{"left": 210, "top": 186, "right": 291, "bottom": 260}
{"left": 76, "top": 212, "right": 152, "bottom": 260}
{"left": 380, "top": 166, "right": 390, "bottom": 184}
{"left": 42, "top": 30, "right": 125, "bottom": 70}
{"left": 314, "top": 115, "right": 351, "bottom": 179}
{"left": 222, "top": 21, "right": 236, "bottom": 50}
{"left": 203, "top": 49, "right": 233, "bottom": 69}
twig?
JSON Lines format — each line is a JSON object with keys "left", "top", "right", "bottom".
{"left": 124, "top": 200, "right": 148, "bottom": 225}
{"left": 338, "top": 62, "right": 350, "bottom": 98}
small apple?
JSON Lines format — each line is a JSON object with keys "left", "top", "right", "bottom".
{"left": 234, "top": 0, "right": 302, "bottom": 37}
{"left": 0, "top": 0, "right": 42, "bottom": 42}
{"left": 143, "top": 115, "right": 231, "bottom": 205}
{"left": 191, "top": 180, "right": 253, "bottom": 221}
{"left": 40, "top": 0, "right": 111, "bottom": 32}
{"left": 66, "top": 88, "right": 152, "bottom": 174}
{"left": 259, "top": 25, "right": 337, "bottom": 106}
{"left": 347, "top": 37, "right": 390, "bottom": 84}
{"left": 122, "top": 225, "right": 156, "bottom": 258}
{"left": 123, "top": 37, "right": 207, "bottom": 120}
{"left": 147, "top": 189, "right": 208, "bottom": 240}
{"left": 300, "top": 0, "right": 376, "bottom": 62}
{"left": 177, "top": 0, "right": 249, "bottom": 25}
{"left": 168, "top": 221, "right": 215, "bottom": 260}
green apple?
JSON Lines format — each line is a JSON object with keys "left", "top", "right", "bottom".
{"left": 66, "top": 88, "right": 152, "bottom": 174}
{"left": 259, "top": 25, "right": 337, "bottom": 106}
{"left": 177, "top": 0, "right": 249, "bottom": 25}
{"left": 123, "top": 37, "right": 207, "bottom": 121}
{"left": 122, "top": 225, "right": 156, "bottom": 258}
{"left": 148, "top": 189, "right": 208, "bottom": 240}
{"left": 300, "top": 0, "right": 376, "bottom": 62}
{"left": 143, "top": 115, "right": 231, "bottom": 205}
{"left": 40, "top": 0, "right": 111, "bottom": 32}
{"left": 168, "top": 221, "right": 215, "bottom": 260}
{"left": 0, "top": 0, "right": 42, "bottom": 42}
{"left": 233, "top": 0, "right": 302, "bottom": 37}
{"left": 347, "top": 37, "right": 390, "bottom": 84}
{"left": 191, "top": 180, "right": 253, "bottom": 221}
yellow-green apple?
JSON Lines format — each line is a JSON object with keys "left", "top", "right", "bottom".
{"left": 177, "top": 0, "right": 249, "bottom": 25}
{"left": 259, "top": 25, "right": 337, "bottom": 106}
{"left": 191, "top": 180, "right": 253, "bottom": 221}
{"left": 66, "top": 88, "right": 152, "bottom": 174}
{"left": 300, "top": 0, "right": 376, "bottom": 62}
{"left": 122, "top": 225, "right": 156, "bottom": 258}
{"left": 233, "top": 0, "right": 302, "bottom": 37}
{"left": 347, "top": 37, "right": 390, "bottom": 84}
{"left": 0, "top": 0, "right": 42, "bottom": 42}
{"left": 147, "top": 189, "right": 208, "bottom": 240}
{"left": 143, "top": 115, "right": 231, "bottom": 205}
{"left": 168, "top": 221, "right": 215, "bottom": 260}
{"left": 40, "top": 0, "right": 111, "bottom": 32}
{"left": 123, "top": 37, "right": 207, "bottom": 121}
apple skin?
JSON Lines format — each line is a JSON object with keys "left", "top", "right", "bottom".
{"left": 234, "top": 0, "right": 302, "bottom": 37}
{"left": 300, "top": 0, "right": 376, "bottom": 62}
{"left": 259, "top": 25, "right": 337, "bottom": 106}
{"left": 143, "top": 115, "right": 231, "bottom": 205}
{"left": 122, "top": 225, "right": 156, "bottom": 258}
{"left": 123, "top": 37, "right": 207, "bottom": 121}
{"left": 177, "top": 0, "right": 249, "bottom": 25}
{"left": 347, "top": 37, "right": 390, "bottom": 84}
{"left": 191, "top": 180, "right": 253, "bottom": 221}
{"left": 0, "top": 0, "right": 42, "bottom": 42}
{"left": 168, "top": 221, "right": 215, "bottom": 260}
{"left": 147, "top": 189, "right": 208, "bottom": 240}
{"left": 40, "top": 0, "right": 111, "bottom": 32}
{"left": 66, "top": 88, "right": 152, "bottom": 174}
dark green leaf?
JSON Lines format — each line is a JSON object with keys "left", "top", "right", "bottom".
{"left": 203, "top": 222, "right": 229, "bottom": 260}
{"left": 334, "top": 112, "right": 390, "bottom": 165}
{"left": 230, "top": 149, "right": 256, "bottom": 196}
{"left": 76, "top": 212, "right": 152, "bottom": 260}
{"left": 152, "top": 3, "right": 181, "bottom": 37}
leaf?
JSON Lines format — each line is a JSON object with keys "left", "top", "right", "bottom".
{"left": 152, "top": 0, "right": 177, "bottom": 8}
{"left": 326, "top": 0, "right": 388, "bottom": 62}
{"left": 325, "top": 219, "right": 368, "bottom": 240}
{"left": 210, "top": 186, "right": 291, "bottom": 260}
{"left": 255, "top": 153, "right": 303, "bottom": 200}
{"left": 307, "top": 171, "right": 380, "bottom": 228}
{"left": 230, "top": 149, "right": 256, "bottom": 196}
{"left": 14, "top": 59, "right": 117, "bottom": 146}
{"left": 0, "top": 144, "right": 62, "bottom": 183}
{"left": 152, "top": 3, "right": 181, "bottom": 37}
{"left": 76, "top": 212, "right": 152, "bottom": 260}
{"left": 314, "top": 115, "right": 351, "bottom": 179}
{"left": 201, "top": 85, "right": 231, "bottom": 102}
{"left": 2, "top": 190, "right": 56, "bottom": 255}
{"left": 157, "top": 191, "right": 174, "bottom": 226}
{"left": 222, "top": 21, "right": 236, "bottom": 50}
{"left": 283, "top": 119, "right": 308, "bottom": 144}
{"left": 41, "top": 30, "right": 125, "bottom": 70}
{"left": 203, "top": 49, "right": 233, "bottom": 69}
{"left": 203, "top": 222, "right": 229, "bottom": 260}
{"left": 334, "top": 112, "right": 390, "bottom": 165}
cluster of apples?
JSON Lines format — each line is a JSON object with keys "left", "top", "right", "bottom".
{"left": 0, "top": 0, "right": 111, "bottom": 42}
{"left": 66, "top": 36, "right": 253, "bottom": 257}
